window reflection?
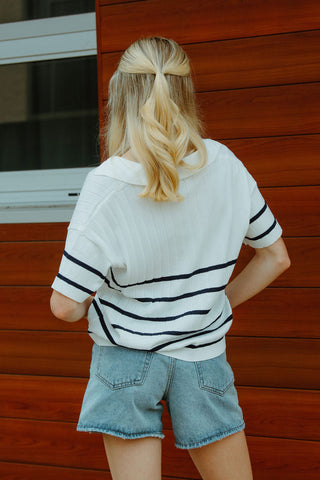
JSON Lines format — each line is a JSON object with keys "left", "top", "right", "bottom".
{"left": 0, "top": 57, "right": 100, "bottom": 171}
{"left": 0, "top": 0, "right": 95, "bottom": 23}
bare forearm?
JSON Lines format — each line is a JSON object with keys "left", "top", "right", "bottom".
{"left": 225, "top": 240, "right": 290, "bottom": 309}
{"left": 50, "top": 291, "right": 94, "bottom": 322}
{"left": 62, "top": 296, "right": 93, "bottom": 322}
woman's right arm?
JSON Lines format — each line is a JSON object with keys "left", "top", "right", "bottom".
{"left": 225, "top": 237, "right": 291, "bottom": 309}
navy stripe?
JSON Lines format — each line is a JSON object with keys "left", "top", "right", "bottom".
{"left": 187, "top": 336, "right": 225, "bottom": 349}
{"left": 136, "top": 284, "right": 227, "bottom": 303}
{"left": 63, "top": 250, "right": 122, "bottom": 292}
{"left": 151, "top": 315, "right": 233, "bottom": 352}
{"left": 92, "top": 299, "right": 117, "bottom": 345}
{"left": 245, "top": 218, "right": 277, "bottom": 241}
{"left": 249, "top": 201, "right": 267, "bottom": 224}
{"left": 110, "top": 259, "right": 237, "bottom": 289}
{"left": 98, "top": 297, "right": 210, "bottom": 322}
{"left": 56, "top": 273, "right": 94, "bottom": 295}
{"left": 105, "top": 276, "right": 121, "bottom": 291}
{"left": 64, "top": 250, "right": 105, "bottom": 280}
{"left": 111, "top": 311, "right": 223, "bottom": 337}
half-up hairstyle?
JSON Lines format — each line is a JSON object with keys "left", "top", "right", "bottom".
{"left": 106, "top": 37, "right": 207, "bottom": 202}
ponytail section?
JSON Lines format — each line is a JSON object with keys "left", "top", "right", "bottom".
{"left": 107, "top": 37, "right": 207, "bottom": 202}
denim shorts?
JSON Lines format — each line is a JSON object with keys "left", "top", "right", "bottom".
{"left": 77, "top": 344, "right": 245, "bottom": 449}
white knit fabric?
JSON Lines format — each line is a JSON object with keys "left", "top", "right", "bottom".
{"left": 52, "top": 139, "right": 282, "bottom": 361}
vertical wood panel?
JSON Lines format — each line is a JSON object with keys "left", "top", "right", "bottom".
{"left": 2, "top": 286, "right": 318, "bottom": 337}
{"left": 99, "top": 0, "right": 320, "bottom": 51}
{"left": 225, "top": 135, "right": 320, "bottom": 187}
{"left": 199, "top": 83, "right": 320, "bottom": 139}
{"left": 0, "top": 418, "right": 319, "bottom": 479}
{"left": 1, "top": 239, "right": 319, "bottom": 290}
{"left": 1, "top": 332, "right": 319, "bottom": 389}
{"left": 101, "top": 31, "right": 320, "bottom": 92}
{"left": 1, "top": 1, "right": 319, "bottom": 479}
{"left": 2, "top": 375, "right": 319, "bottom": 441}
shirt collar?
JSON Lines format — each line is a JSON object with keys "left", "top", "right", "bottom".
{"left": 94, "top": 139, "right": 213, "bottom": 186}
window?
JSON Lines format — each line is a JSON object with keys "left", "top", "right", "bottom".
{"left": 0, "top": 1, "right": 99, "bottom": 223}
{"left": 0, "top": 57, "right": 99, "bottom": 172}
{"left": 0, "top": 0, "right": 95, "bottom": 22}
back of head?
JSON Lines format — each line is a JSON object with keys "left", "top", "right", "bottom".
{"left": 106, "top": 37, "right": 207, "bottom": 202}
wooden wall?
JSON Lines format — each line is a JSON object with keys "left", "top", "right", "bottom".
{"left": 0, "top": 0, "right": 319, "bottom": 478}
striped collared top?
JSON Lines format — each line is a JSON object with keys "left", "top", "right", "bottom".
{"left": 52, "top": 139, "right": 282, "bottom": 361}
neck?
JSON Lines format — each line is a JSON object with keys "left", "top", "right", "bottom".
{"left": 122, "top": 149, "right": 139, "bottom": 162}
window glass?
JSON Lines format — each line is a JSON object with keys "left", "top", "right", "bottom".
{"left": 0, "top": 0, "right": 95, "bottom": 23}
{"left": 0, "top": 56, "right": 100, "bottom": 171}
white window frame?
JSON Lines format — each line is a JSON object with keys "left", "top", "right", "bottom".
{"left": 0, "top": 12, "right": 98, "bottom": 223}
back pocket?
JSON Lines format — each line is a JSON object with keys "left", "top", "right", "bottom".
{"left": 195, "top": 352, "right": 234, "bottom": 396}
{"left": 95, "top": 346, "right": 153, "bottom": 390}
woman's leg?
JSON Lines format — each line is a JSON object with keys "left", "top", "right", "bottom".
{"left": 102, "top": 434, "right": 162, "bottom": 480}
{"left": 188, "top": 431, "right": 253, "bottom": 480}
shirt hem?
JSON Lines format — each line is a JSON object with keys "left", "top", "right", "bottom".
{"left": 157, "top": 336, "right": 226, "bottom": 362}
{"left": 88, "top": 332, "right": 227, "bottom": 362}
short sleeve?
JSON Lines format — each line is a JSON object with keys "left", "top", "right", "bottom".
{"left": 51, "top": 169, "right": 119, "bottom": 302}
{"left": 51, "top": 229, "right": 111, "bottom": 302}
{"left": 243, "top": 171, "right": 283, "bottom": 248}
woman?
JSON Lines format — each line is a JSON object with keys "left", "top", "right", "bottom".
{"left": 51, "top": 37, "right": 290, "bottom": 480}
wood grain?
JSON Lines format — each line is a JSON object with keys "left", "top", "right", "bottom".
{"left": 0, "top": 375, "right": 86, "bottom": 423}
{"left": 0, "top": 462, "right": 111, "bottom": 480}
{"left": 230, "top": 288, "right": 320, "bottom": 339}
{"left": 0, "top": 222, "right": 68, "bottom": 242}
{"left": 0, "top": 286, "right": 87, "bottom": 331}
{"left": 1, "top": 418, "right": 319, "bottom": 479}
{"left": 1, "top": 239, "right": 318, "bottom": 288}
{"left": 0, "top": 223, "right": 68, "bottom": 242}
{"left": 102, "top": 83, "right": 320, "bottom": 138}
{"left": 235, "top": 238, "right": 320, "bottom": 288}
{"left": 0, "top": 462, "right": 188, "bottom": 480}
{"left": 224, "top": 135, "right": 320, "bottom": 187}
{"left": 2, "top": 286, "right": 318, "bottom": 338}
{"left": 189, "top": 30, "right": 320, "bottom": 92}
{"left": 99, "top": 0, "right": 144, "bottom": 4}
{"left": 0, "top": 331, "right": 93, "bottom": 378}
{"left": 0, "top": 187, "right": 318, "bottom": 245}
{"left": 99, "top": 0, "right": 320, "bottom": 52}
{"left": 2, "top": 2, "right": 320, "bottom": 479}
{"left": 247, "top": 436, "right": 320, "bottom": 480}
{"left": 0, "top": 418, "right": 110, "bottom": 471}
{"left": 0, "top": 241, "right": 64, "bottom": 286}
{"left": 101, "top": 30, "right": 320, "bottom": 93}
{"left": 200, "top": 83, "right": 320, "bottom": 139}
{"left": 227, "top": 337, "right": 320, "bottom": 390}
{"left": 1, "top": 374, "right": 319, "bottom": 441}
{"left": 238, "top": 387, "right": 320, "bottom": 441}
{"left": 1, "top": 332, "right": 319, "bottom": 388}
{"left": 0, "top": 419, "right": 200, "bottom": 477}
{"left": 262, "top": 186, "right": 320, "bottom": 237}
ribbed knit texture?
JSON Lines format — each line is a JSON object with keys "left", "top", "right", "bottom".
{"left": 52, "top": 139, "right": 282, "bottom": 361}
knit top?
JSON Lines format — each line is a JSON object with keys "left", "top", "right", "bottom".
{"left": 52, "top": 139, "right": 282, "bottom": 361}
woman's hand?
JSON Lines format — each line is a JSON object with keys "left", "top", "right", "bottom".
{"left": 50, "top": 290, "right": 94, "bottom": 322}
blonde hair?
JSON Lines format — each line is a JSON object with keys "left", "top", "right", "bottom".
{"left": 106, "top": 37, "right": 207, "bottom": 202}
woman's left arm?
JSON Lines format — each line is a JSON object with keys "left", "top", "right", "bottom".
{"left": 50, "top": 290, "right": 94, "bottom": 322}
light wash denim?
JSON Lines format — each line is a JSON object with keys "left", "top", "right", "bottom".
{"left": 77, "top": 344, "right": 245, "bottom": 449}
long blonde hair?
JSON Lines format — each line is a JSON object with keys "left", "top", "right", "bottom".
{"left": 106, "top": 37, "right": 207, "bottom": 202}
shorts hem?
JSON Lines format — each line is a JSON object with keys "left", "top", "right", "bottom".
{"left": 174, "top": 422, "right": 245, "bottom": 450}
{"left": 77, "top": 424, "right": 165, "bottom": 440}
